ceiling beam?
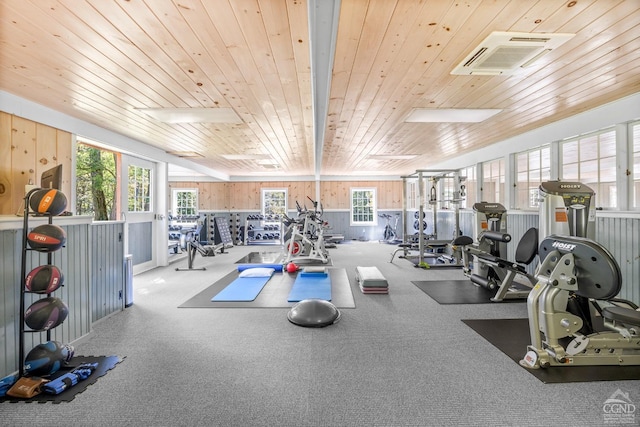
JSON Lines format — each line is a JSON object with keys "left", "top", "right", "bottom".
{"left": 308, "top": 0, "right": 341, "bottom": 180}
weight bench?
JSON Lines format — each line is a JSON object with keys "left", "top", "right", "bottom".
{"left": 390, "top": 238, "right": 460, "bottom": 267}
{"left": 355, "top": 266, "right": 389, "bottom": 294}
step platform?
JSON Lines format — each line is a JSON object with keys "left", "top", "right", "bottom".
{"left": 355, "top": 266, "right": 389, "bottom": 294}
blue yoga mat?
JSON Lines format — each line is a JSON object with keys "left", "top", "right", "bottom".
{"left": 211, "top": 276, "right": 273, "bottom": 302}
{"left": 287, "top": 272, "right": 332, "bottom": 302}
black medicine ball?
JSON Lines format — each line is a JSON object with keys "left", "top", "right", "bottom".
{"left": 29, "top": 188, "right": 67, "bottom": 216}
{"left": 24, "top": 297, "right": 68, "bottom": 331}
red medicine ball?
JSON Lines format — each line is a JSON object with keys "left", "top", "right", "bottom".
{"left": 29, "top": 189, "right": 67, "bottom": 216}
{"left": 25, "top": 265, "right": 64, "bottom": 294}
{"left": 24, "top": 297, "right": 68, "bottom": 331}
{"left": 27, "top": 224, "right": 66, "bottom": 252}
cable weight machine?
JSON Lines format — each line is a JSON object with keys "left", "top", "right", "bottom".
{"left": 391, "top": 169, "right": 466, "bottom": 267}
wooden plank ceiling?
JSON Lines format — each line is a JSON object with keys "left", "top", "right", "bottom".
{"left": 1, "top": 0, "right": 639, "bottom": 180}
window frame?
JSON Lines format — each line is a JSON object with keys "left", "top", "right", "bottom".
{"left": 171, "top": 188, "right": 198, "bottom": 217}
{"left": 350, "top": 188, "right": 377, "bottom": 226}
{"left": 514, "top": 145, "right": 551, "bottom": 210}
{"left": 261, "top": 188, "right": 288, "bottom": 217}
{"left": 75, "top": 141, "right": 120, "bottom": 221}
{"left": 559, "top": 127, "right": 617, "bottom": 209}
{"left": 631, "top": 120, "right": 640, "bottom": 209}
{"left": 127, "top": 164, "right": 152, "bottom": 213}
{"left": 481, "top": 158, "right": 505, "bottom": 204}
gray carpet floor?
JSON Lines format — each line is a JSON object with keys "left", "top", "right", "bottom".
{"left": 3, "top": 241, "right": 639, "bottom": 426}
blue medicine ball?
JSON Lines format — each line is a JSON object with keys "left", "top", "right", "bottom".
{"left": 24, "top": 341, "right": 74, "bottom": 376}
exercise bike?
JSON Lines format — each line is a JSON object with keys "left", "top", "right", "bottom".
{"left": 282, "top": 197, "right": 329, "bottom": 264}
{"left": 520, "top": 234, "right": 640, "bottom": 369}
{"left": 379, "top": 213, "right": 400, "bottom": 243}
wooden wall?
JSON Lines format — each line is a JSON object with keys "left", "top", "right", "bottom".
{"left": 1, "top": 111, "right": 403, "bottom": 216}
{"left": 321, "top": 181, "right": 403, "bottom": 210}
{"left": 169, "top": 180, "right": 403, "bottom": 212}
{"left": 0, "top": 112, "right": 72, "bottom": 215}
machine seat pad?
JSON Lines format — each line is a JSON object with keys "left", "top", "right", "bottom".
{"left": 514, "top": 227, "right": 538, "bottom": 265}
{"left": 602, "top": 306, "right": 640, "bottom": 326}
{"left": 452, "top": 236, "right": 473, "bottom": 246}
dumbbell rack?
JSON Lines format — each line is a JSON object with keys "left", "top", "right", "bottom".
{"left": 244, "top": 214, "right": 283, "bottom": 245}
{"left": 18, "top": 189, "right": 67, "bottom": 377}
{"left": 229, "top": 213, "right": 241, "bottom": 245}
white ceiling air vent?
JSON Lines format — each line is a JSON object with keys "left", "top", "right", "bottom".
{"left": 451, "top": 31, "right": 575, "bottom": 76}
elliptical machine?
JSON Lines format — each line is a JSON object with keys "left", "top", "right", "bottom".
{"left": 282, "top": 197, "right": 329, "bottom": 264}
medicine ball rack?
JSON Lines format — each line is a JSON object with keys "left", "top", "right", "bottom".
{"left": 18, "top": 188, "right": 68, "bottom": 377}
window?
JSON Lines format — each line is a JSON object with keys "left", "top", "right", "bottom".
{"left": 633, "top": 121, "right": 640, "bottom": 208}
{"left": 75, "top": 142, "right": 119, "bottom": 220}
{"left": 482, "top": 158, "right": 505, "bottom": 204}
{"left": 560, "top": 128, "right": 616, "bottom": 208}
{"left": 515, "top": 146, "right": 550, "bottom": 209}
{"left": 172, "top": 189, "right": 198, "bottom": 217}
{"left": 128, "top": 165, "right": 152, "bottom": 212}
{"left": 262, "top": 189, "right": 287, "bottom": 216}
{"left": 351, "top": 188, "right": 377, "bottom": 225}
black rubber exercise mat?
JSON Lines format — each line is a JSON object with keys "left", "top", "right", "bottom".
{"left": 234, "top": 251, "right": 333, "bottom": 266}
{"left": 1, "top": 355, "right": 124, "bottom": 403}
{"left": 412, "top": 280, "right": 525, "bottom": 304}
{"left": 462, "top": 318, "right": 640, "bottom": 383}
{"left": 179, "top": 268, "right": 355, "bottom": 309}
